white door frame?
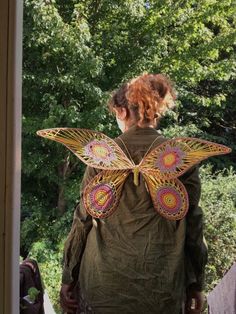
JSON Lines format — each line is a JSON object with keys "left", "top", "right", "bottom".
{"left": 0, "top": 0, "right": 23, "bottom": 313}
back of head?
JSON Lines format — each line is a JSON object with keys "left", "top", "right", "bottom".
{"left": 109, "top": 73, "right": 176, "bottom": 127}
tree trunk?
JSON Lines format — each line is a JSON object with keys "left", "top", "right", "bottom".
{"left": 57, "top": 184, "right": 66, "bottom": 216}
{"left": 57, "top": 155, "right": 70, "bottom": 215}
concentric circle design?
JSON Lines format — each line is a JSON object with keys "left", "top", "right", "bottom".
{"left": 156, "top": 145, "right": 186, "bottom": 172}
{"left": 89, "top": 183, "right": 115, "bottom": 213}
{"left": 84, "top": 140, "right": 116, "bottom": 165}
{"left": 156, "top": 186, "right": 182, "bottom": 214}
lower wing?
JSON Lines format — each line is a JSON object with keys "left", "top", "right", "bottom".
{"left": 142, "top": 172, "right": 189, "bottom": 220}
{"left": 83, "top": 170, "right": 130, "bottom": 219}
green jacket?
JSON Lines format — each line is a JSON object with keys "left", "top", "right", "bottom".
{"left": 62, "top": 126, "right": 208, "bottom": 314}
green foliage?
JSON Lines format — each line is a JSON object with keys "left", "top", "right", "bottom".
{"left": 23, "top": 0, "right": 107, "bottom": 221}
{"left": 30, "top": 240, "right": 63, "bottom": 313}
{"left": 21, "top": 204, "right": 73, "bottom": 256}
{"left": 28, "top": 287, "right": 40, "bottom": 302}
{"left": 22, "top": 0, "right": 236, "bottom": 218}
{"left": 200, "top": 166, "right": 236, "bottom": 291}
{"left": 28, "top": 211, "right": 72, "bottom": 313}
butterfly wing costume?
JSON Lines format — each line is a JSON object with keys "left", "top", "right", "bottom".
{"left": 37, "top": 128, "right": 231, "bottom": 220}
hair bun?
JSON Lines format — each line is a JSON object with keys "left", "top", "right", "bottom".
{"left": 126, "top": 73, "right": 176, "bottom": 124}
{"left": 108, "top": 73, "right": 176, "bottom": 125}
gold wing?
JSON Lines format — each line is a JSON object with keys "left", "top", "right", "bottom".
{"left": 37, "top": 128, "right": 134, "bottom": 170}
{"left": 140, "top": 137, "right": 231, "bottom": 220}
{"left": 37, "top": 128, "right": 133, "bottom": 219}
{"left": 140, "top": 137, "right": 231, "bottom": 178}
{"left": 38, "top": 129, "right": 231, "bottom": 220}
{"left": 83, "top": 170, "right": 130, "bottom": 218}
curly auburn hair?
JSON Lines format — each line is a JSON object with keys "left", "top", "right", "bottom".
{"left": 109, "top": 73, "right": 176, "bottom": 125}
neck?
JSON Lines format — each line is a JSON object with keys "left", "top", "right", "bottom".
{"left": 124, "top": 120, "right": 157, "bottom": 131}
{"left": 137, "top": 122, "right": 156, "bottom": 128}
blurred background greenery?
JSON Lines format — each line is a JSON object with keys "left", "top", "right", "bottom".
{"left": 21, "top": 0, "right": 236, "bottom": 312}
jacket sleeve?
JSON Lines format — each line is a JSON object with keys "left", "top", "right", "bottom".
{"left": 180, "top": 166, "right": 208, "bottom": 291}
{"left": 61, "top": 166, "right": 97, "bottom": 285}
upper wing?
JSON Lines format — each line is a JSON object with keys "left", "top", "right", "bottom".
{"left": 140, "top": 137, "right": 231, "bottom": 179}
{"left": 37, "top": 128, "right": 134, "bottom": 170}
{"left": 142, "top": 172, "right": 189, "bottom": 220}
{"left": 83, "top": 170, "right": 130, "bottom": 218}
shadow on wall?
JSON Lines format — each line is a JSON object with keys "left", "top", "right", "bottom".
{"left": 207, "top": 263, "right": 236, "bottom": 314}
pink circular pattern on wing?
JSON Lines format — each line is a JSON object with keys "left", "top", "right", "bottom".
{"left": 84, "top": 140, "right": 116, "bottom": 165}
{"left": 156, "top": 186, "right": 183, "bottom": 214}
{"left": 156, "top": 145, "right": 186, "bottom": 172}
{"left": 89, "top": 183, "right": 115, "bottom": 213}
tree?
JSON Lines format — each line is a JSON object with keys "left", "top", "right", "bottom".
{"left": 22, "top": 0, "right": 236, "bottom": 273}
{"left": 23, "top": 0, "right": 104, "bottom": 219}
